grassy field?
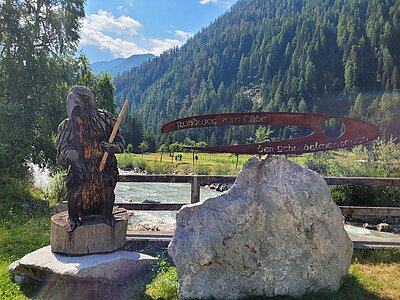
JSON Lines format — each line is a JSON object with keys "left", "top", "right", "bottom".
{"left": 1, "top": 183, "right": 399, "bottom": 299}
{"left": 116, "top": 151, "right": 315, "bottom": 175}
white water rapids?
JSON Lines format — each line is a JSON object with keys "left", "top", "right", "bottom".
{"left": 31, "top": 165, "right": 399, "bottom": 239}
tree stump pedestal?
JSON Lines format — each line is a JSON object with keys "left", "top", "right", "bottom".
{"left": 50, "top": 207, "right": 128, "bottom": 255}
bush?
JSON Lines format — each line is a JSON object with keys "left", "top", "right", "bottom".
{"left": 303, "top": 151, "right": 334, "bottom": 175}
{"left": 146, "top": 263, "right": 178, "bottom": 300}
{"left": 126, "top": 143, "right": 133, "bottom": 153}
{"left": 214, "top": 163, "right": 233, "bottom": 175}
{"left": 193, "top": 164, "right": 211, "bottom": 175}
{"left": 147, "top": 161, "right": 173, "bottom": 174}
{"left": 47, "top": 171, "right": 67, "bottom": 204}
{"left": 133, "top": 158, "right": 148, "bottom": 171}
{"left": 328, "top": 139, "right": 400, "bottom": 207}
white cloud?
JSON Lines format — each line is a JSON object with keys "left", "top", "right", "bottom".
{"left": 200, "top": 0, "right": 218, "bottom": 4}
{"left": 81, "top": 10, "right": 184, "bottom": 57}
{"left": 84, "top": 10, "right": 142, "bottom": 36}
{"left": 149, "top": 39, "right": 183, "bottom": 55}
{"left": 200, "top": 0, "right": 231, "bottom": 6}
{"left": 175, "top": 29, "right": 193, "bottom": 40}
{"left": 81, "top": 26, "right": 148, "bottom": 58}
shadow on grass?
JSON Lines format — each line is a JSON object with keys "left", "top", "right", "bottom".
{"left": 239, "top": 274, "right": 383, "bottom": 300}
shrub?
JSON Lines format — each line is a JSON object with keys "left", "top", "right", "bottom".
{"left": 126, "top": 143, "right": 133, "bottom": 153}
{"left": 303, "top": 151, "right": 334, "bottom": 175}
{"left": 147, "top": 161, "right": 173, "bottom": 174}
{"left": 133, "top": 158, "right": 148, "bottom": 171}
{"left": 146, "top": 264, "right": 178, "bottom": 300}
{"left": 214, "top": 163, "right": 233, "bottom": 175}
{"left": 47, "top": 171, "right": 67, "bottom": 204}
{"left": 329, "top": 138, "right": 400, "bottom": 207}
{"left": 193, "top": 164, "right": 211, "bottom": 175}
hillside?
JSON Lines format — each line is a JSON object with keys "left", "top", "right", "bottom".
{"left": 91, "top": 54, "right": 154, "bottom": 77}
{"left": 114, "top": 0, "right": 400, "bottom": 149}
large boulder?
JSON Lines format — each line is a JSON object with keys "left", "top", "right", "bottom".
{"left": 168, "top": 157, "right": 353, "bottom": 299}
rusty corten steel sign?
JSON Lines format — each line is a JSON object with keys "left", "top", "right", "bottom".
{"left": 161, "top": 112, "right": 380, "bottom": 155}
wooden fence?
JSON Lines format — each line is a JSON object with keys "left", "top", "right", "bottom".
{"left": 115, "top": 175, "right": 400, "bottom": 217}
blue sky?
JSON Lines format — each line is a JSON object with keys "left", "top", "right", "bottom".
{"left": 79, "top": 0, "right": 238, "bottom": 63}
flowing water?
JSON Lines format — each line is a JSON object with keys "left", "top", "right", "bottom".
{"left": 31, "top": 165, "right": 399, "bottom": 239}
{"left": 115, "top": 181, "right": 222, "bottom": 231}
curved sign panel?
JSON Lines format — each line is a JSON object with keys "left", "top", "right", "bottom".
{"left": 161, "top": 112, "right": 379, "bottom": 155}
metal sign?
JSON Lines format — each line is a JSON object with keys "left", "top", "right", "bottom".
{"left": 161, "top": 112, "right": 379, "bottom": 155}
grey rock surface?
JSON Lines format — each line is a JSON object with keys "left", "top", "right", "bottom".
{"left": 168, "top": 157, "right": 353, "bottom": 299}
{"left": 9, "top": 245, "right": 157, "bottom": 282}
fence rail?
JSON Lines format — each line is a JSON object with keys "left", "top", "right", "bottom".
{"left": 115, "top": 174, "right": 400, "bottom": 216}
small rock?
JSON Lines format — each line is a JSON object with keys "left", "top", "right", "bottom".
{"left": 142, "top": 199, "right": 161, "bottom": 204}
{"left": 22, "top": 203, "right": 34, "bottom": 211}
{"left": 38, "top": 199, "right": 49, "bottom": 209}
{"left": 376, "top": 223, "right": 390, "bottom": 232}
{"left": 363, "top": 223, "right": 376, "bottom": 230}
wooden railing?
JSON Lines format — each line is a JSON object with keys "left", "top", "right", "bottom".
{"left": 115, "top": 175, "right": 400, "bottom": 216}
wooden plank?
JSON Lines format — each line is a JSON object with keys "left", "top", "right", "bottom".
{"left": 351, "top": 236, "right": 400, "bottom": 249}
{"left": 191, "top": 176, "right": 200, "bottom": 203}
{"left": 324, "top": 176, "right": 400, "bottom": 186}
{"left": 196, "top": 175, "right": 236, "bottom": 185}
{"left": 125, "top": 230, "right": 400, "bottom": 249}
{"left": 340, "top": 206, "right": 400, "bottom": 217}
{"left": 116, "top": 204, "right": 400, "bottom": 216}
{"left": 115, "top": 203, "right": 185, "bottom": 211}
{"left": 118, "top": 174, "right": 400, "bottom": 186}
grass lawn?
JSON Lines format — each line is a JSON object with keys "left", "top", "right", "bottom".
{"left": 116, "top": 149, "right": 360, "bottom": 176}
{"left": 1, "top": 181, "right": 400, "bottom": 299}
{"left": 116, "top": 151, "right": 313, "bottom": 176}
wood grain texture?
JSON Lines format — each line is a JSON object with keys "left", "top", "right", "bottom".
{"left": 50, "top": 208, "right": 128, "bottom": 255}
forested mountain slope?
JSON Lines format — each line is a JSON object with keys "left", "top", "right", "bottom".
{"left": 115, "top": 0, "right": 400, "bottom": 148}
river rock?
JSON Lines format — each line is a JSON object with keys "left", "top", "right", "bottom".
{"left": 376, "top": 223, "right": 390, "bottom": 232}
{"left": 168, "top": 157, "right": 353, "bottom": 299}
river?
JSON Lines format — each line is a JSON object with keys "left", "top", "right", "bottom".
{"left": 115, "top": 181, "right": 222, "bottom": 231}
{"left": 31, "top": 165, "right": 399, "bottom": 239}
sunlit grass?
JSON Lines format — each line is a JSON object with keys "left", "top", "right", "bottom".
{"left": 0, "top": 182, "right": 51, "bottom": 299}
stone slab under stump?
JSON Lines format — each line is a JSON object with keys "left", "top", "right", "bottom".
{"left": 51, "top": 207, "right": 128, "bottom": 255}
{"left": 9, "top": 245, "right": 157, "bottom": 299}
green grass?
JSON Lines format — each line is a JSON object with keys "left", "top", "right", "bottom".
{"left": 145, "top": 262, "right": 178, "bottom": 300}
{"left": 117, "top": 152, "right": 252, "bottom": 175}
{"left": 144, "top": 250, "right": 400, "bottom": 300}
{"left": 1, "top": 164, "right": 400, "bottom": 299}
{"left": 0, "top": 182, "right": 51, "bottom": 299}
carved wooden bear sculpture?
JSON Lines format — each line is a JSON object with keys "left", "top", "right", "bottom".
{"left": 56, "top": 86, "right": 125, "bottom": 231}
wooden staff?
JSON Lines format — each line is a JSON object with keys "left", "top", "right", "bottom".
{"left": 99, "top": 99, "right": 129, "bottom": 173}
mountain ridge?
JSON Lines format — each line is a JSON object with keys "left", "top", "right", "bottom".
{"left": 115, "top": 0, "right": 400, "bottom": 149}
{"left": 91, "top": 54, "right": 154, "bottom": 77}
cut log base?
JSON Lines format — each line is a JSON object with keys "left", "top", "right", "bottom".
{"left": 51, "top": 207, "right": 128, "bottom": 255}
